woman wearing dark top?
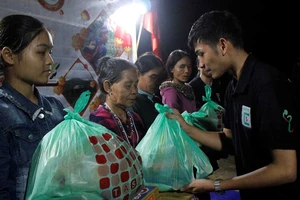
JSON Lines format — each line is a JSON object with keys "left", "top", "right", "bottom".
{"left": 132, "top": 52, "right": 165, "bottom": 131}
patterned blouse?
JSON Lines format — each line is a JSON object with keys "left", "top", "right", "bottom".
{"left": 89, "top": 105, "right": 146, "bottom": 148}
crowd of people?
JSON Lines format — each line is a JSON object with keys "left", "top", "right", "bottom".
{"left": 0, "top": 9, "right": 299, "bottom": 200}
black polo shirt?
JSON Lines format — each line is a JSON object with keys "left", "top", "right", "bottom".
{"left": 223, "top": 54, "right": 300, "bottom": 199}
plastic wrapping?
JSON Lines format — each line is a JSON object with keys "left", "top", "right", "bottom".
{"left": 135, "top": 103, "right": 213, "bottom": 192}
{"left": 25, "top": 91, "right": 144, "bottom": 200}
{"left": 199, "top": 85, "right": 225, "bottom": 131}
{"left": 181, "top": 110, "right": 208, "bottom": 147}
{"left": 182, "top": 110, "right": 208, "bottom": 131}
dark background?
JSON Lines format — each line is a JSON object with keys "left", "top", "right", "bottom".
{"left": 137, "top": 0, "right": 300, "bottom": 78}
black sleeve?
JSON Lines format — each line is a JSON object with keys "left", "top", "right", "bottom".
{"left": 219, "top": 132, "right": 234, "bottom": 158}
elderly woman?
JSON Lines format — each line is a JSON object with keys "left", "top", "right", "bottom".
{"left": 89, "top": 56, "right": 145, "bottom": 147}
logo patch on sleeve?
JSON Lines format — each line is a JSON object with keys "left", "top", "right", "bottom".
{"left": 242, "top": 105, "right": 251, "bottom": 128}
{"left": 282, "top": 109, "right": 294, "bottom": 133}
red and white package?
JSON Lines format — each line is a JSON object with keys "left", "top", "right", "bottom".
{"left": 89, "top": 133, "right": 144, "bottom": 199}
{"left": 26, "top": 114, "right": 144, "bottom": 200}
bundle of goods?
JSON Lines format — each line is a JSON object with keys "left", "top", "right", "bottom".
{"left": 25, "top": 91, "right": 144, "bottom": 200}
{"left": 136, "top": 103, "right": 212, "bottom": 192}
{"left": 198, "top": 85, "right": 225, "bottom": 131}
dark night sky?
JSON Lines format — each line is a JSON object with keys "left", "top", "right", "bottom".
{"left": 138, "top": 0, "right": 300, "bottom": 77}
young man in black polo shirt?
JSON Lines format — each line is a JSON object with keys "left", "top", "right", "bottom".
{"left": 167, "top": 10, "right": 299, "bottom": 200}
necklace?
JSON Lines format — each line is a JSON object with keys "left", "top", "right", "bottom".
{"left": 104, "top": 103, "right": 139, "bottom": 146}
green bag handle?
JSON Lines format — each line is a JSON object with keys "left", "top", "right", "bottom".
{"left": 202, "top": 84, "right": 212, "bottom": 102}
{"left": 73, "top": 90, "right": 91, "bottom": 113}
{"left": 155, "top": 103, "right": 173, "bottom": 114}
{"left": 201, "top": 84, "right": 225, "bottom": 111}
{"left": 64, "top": 90, "right": 91, "bottom": 121}
{"left": 182, "top": 110, "right": 208, "bottom": 132}
{"left": 190, "top": 111, "right": 207, "bottom": 118}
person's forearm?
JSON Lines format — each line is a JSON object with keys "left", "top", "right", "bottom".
{"left": 214, "top": 150, "right": 297, "bottom": 191}
{"left": 217, "top": 163, "right": 295, "bottom": 191}
{"left": 181, "top": 122, "right": 223, "bottom": 151}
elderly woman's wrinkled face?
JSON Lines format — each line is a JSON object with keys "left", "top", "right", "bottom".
{"left": 109, "top": 68, "right": 139, "bottom": 108}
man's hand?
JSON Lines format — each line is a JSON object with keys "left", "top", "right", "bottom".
{"left": 180, "top": 179, "right": 214, "bottom": 193}
{"left": 165, "top": 108, "right": 187, "bottom": 128}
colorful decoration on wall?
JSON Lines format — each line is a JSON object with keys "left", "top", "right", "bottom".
{"left": 123, "top": 33, "right": 132, "bottom": 59}
{"left": 38, "top": 0, "right": 64, "bottom": 11}
{"left": 72, "top": 9, "right": 133, "bottom": 74}
{"left": 81, "top": 10, "right": 90, "bottom": 21}
{"left": 52, "top": 58, "right": 98, "bottom": 115}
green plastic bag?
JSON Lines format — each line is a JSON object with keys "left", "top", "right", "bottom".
{"left": 199, "top": 85, "right": 225, "bottom": 131}
{"left": 135, "top": 103, "right": 213, "bottom": 192}
{"left": 182, "top": 110, "right": 208, "bottom": 131}
{"left": 25, "top": 91, "right": 144, "bottom": 200}
{"left": 182, "top": 110, "right": 208, "bottom": 147}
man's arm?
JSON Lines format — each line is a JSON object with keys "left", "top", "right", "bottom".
{"left": 181, "top": 149, "right": 297, "bottom": 193}
{"left": 166, "top": 108, "right": 225, "bottom": 151}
